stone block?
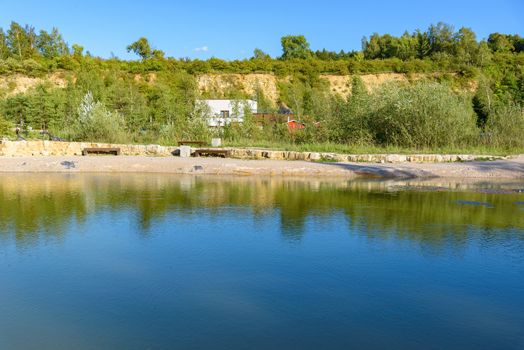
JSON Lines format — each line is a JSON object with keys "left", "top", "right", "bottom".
{"left": 179, "top": 146, "right": 191, "bottom": 158}
{"left": 309, "top": 152, "right": 321, "bottom": 161}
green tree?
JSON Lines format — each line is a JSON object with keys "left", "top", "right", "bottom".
{"left": 428, "top": 22, "right": 456, "bottom": 55}
{"left": 127, "top": 37, "right": 153, "bottom": 60}
{"left": 255, "top": 85, "right": 274, "bottom": 113}
{"left": 0, "top": 116, "right": 13, "bottom": 136}
{"left": 472, "top": 76, "right": 493, "bottom": 128}
{"left": 487, "top": 33, "right": 514, "bottom": 52}
{"left": 338, "top": 76, "right": 372, "bottom": 144}
{"left": 72, "top": 44, "right": 84, "bottom": 57}
{"left": 415, "top": 29, "right": 431, "bottom": 58}
{"left": 72, "top": 91, "right": 128, "bottom": 142}
{"left": 362, "top": 32, "right": 417, "bottom": 60}
{"left": 475, "top": 41, "right": 492, "bottom": 67}
{"left": 0, "top": 29, "right": 9, "bottom": 59}
{"left": 454, "top": 27, "right": 478, "bottom": 65}
{"left": 397, "top": 31, "right": 417, "bottom": 60}
{"left": 362, "top": 34, "right": 381, "bottom": 59}
{"left": 253, "top": 48, "right": 270, "bottom": 60}
{"left": 281, "top": 35, "right": 311, "bottom": 60}
{"left": 279, "top": 79, "right": 306, "bottom": 118}
{"left": 152, "top": 49, "right": 165, "bottom": 59}
{"left": 36, "top": 28, "right": 69, "bottom": 58}
{"left": 6, "top": 22, "right": 37, "bottom": 59}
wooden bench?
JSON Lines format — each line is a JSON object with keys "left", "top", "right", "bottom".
{"left": 193, "top": 148, "right": 230, "bottom": 158}
{"left": 82, "top": 147, "right": 121, "bottom": 156}
{"left": 178, "top": 140, "right": 206, "bottom": 147}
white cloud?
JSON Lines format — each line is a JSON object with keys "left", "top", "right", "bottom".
{"left": 194, "top": 46, "right": 209, "bottom": 52}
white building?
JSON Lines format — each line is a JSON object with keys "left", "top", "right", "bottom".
{"left": 198, "top": 99, "right": 257, "bottom": 127}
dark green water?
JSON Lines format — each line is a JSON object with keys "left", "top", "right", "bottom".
{"left": 1, "top": 174, "right": 523, "bottom": 350}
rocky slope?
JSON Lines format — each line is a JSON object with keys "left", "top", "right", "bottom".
{"left": 1, "top": 71, "right": 467, "bottom": 102}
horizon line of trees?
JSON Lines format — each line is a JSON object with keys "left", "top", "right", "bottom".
{"left": 362, "top": 23, "right": 524, "bottom": 63}
{"left": 1, "top": 20, "right": 523, "bottom": 64}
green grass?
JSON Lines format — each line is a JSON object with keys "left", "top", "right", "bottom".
{"left": 222, "top": 139, "right": 520, "bottom": 156}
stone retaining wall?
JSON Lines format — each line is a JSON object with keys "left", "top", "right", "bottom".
{"left": 0, "top": 140, "right": 176, "bottom": 157}
{"left": 228, "top": 148, "right": 505, "bottom": 163}
{"left": 0, "top": 140, "right": 505, "bottom": 163}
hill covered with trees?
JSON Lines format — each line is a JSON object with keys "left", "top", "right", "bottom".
{"left": 0, "top": 21, "right": 522, "bottom": 152}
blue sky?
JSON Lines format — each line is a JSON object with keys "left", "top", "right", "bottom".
{"left": 1, "top": 0, "right": 522, "bottom": 60}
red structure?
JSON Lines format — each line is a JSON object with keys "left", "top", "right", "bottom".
{"left": 287, "top": 119, "right": 306, "bottom": 130}
{"left": 253, "top": 113, "right": 307, "bottom": 132}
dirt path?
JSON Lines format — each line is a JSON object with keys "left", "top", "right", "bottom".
{"left": 1, "top": 155, "right": 523, "bottom": 179}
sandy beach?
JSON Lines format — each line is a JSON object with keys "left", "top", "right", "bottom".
{"left": 1, "top": 155, "right": 523, "bottom": 179}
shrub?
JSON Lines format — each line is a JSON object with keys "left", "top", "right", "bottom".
{"left": 337, "top": 76, "right": 374, "bottom": 145}
{"left": 21, "top": 59, "right": 47, "bottom": 77}
{"left": 484, "top": 103, "right": 524, "bottom": 149}
{"left": 367, "top": 82, "right": 479, "bottom": 148}
{"left": 0, "top": 117, "right": 13, "bottom": 137}
{"left": 71, "top": 91, "right": 129, "bottom": 143}
{"left": 158, "top": 101, "right": 213, "bottom": 143}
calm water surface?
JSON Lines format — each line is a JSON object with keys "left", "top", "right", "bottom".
{"left": 0, "top": 174, "right": 523, "bottom": 349}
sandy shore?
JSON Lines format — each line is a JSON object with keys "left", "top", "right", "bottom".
{"left": 1, "top": 155, "right": 524, "bottom": 179}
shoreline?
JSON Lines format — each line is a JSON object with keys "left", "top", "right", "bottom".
{"left": 1, "top": 155, "right": 524, "bottom": 179}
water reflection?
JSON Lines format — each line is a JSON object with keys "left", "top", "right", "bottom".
{"left": 1, "top": 174, "right": 523, "bottom": 247}
{"left": 1, "top": 174, "right": 524, "bottom": 350}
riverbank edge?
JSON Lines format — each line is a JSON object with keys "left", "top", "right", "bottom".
{"left": 1, "top": 155, "right": 524, "bottom": 180}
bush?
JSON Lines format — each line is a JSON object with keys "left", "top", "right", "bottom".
{"left": 158, "top": 118, "right": 211, "bottom": 145}
{"left": 336, "top": 76, "right": 374, "bottom": 145}
{"left": 367, "top": 82, "right": 479, "bottom": 148}
{"left": 21, "top": 59, "right": 47, "bottom": 77}
{"left": 484, "top": 103, "right": 524, "bottom": 149}
{"left": 71, "top": 91, "right": 129, "bottom": 143}
{"left": 0, "top": 117, "right": 13, "bottom": 137}
{"left": 158, "top": 101, "right": 213, "bottom": 143}
{"left": 220, "top": 101, "right": 264, "bottom": 142}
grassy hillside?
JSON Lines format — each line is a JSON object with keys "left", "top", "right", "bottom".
{"left": 0, "top": 21, "right": 522, "bottom": 153}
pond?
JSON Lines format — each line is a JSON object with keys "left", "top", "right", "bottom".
{"left": 0, "top": 174, "right": 523, "bottom": 349}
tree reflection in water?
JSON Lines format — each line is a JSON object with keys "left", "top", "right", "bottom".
{"left": 1, "top": 174, "right": 523, "bottom": 248}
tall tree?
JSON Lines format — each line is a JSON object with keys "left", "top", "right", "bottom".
{"left": 415, "top": 29, "right": 431, "bottom": 58}
{"left": 0, "top": 28, "right": 9, "bottom": 59}
{"left": 37, "top": 27, "right": 69, "bottom": 58}
{"left": 455, "top": 27, "right": 478, "bottom": 65}
{"left": 281, "top": 35, "right": 311, "bottom": 60}
{"left": 253, "top": 48, "right": 270, "bottom": 60}
{"left": 72, "top": 44, "right": 84, "bottom": 57}
{"left": 428, "top": 22, "right": 456, "bottom": 55}
{"left": 488, "top": 33, "right": 524, "bottom": 52}
{"left": 397, "top": 31, "right": 417, "bottom": 60}
{"left": 488, "top": 33, "right": 515, "bottom": 52}
{"left": 127, "top": 37, "right": 153, "bottom": 60}
{"left": 475, "top": 41, "right": 492, "bottom": 67}
{"left": 152, "top": 49, "right": 165, "bottom": 59}
{"left": 6, "top": 22, "right": 32, "bottom": 58}
{"left": 362, "top": 34, "right": 380, "bottom": 59}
